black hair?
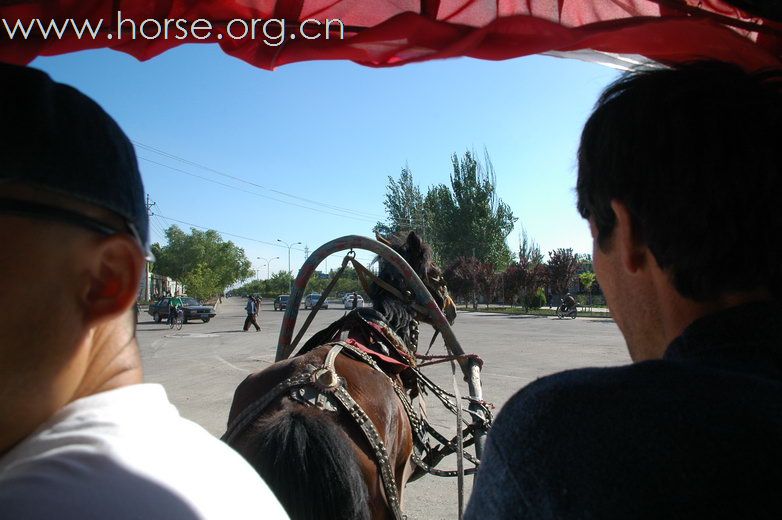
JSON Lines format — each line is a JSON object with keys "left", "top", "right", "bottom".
{"left": 243, "top": 408, "right": 369, "bottom": 520}
{"left": 577, "top": 61, "right": 781, "bottom": 300}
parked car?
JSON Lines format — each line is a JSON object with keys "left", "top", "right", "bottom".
{"left": 344, "top": 294, "right": 365, "bottom": 309}
{"left": 147, "top": 296, "right": 216, "bottom": 323}
{"left": 273, "top": 295, "right": 290, "bottom": 311}
{"left": 303, "top": 293, "right": 328, "bottom": 310}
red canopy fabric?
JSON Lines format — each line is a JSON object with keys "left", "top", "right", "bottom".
{"left": 1, "top": 1, "right": 780, "bottom": 70}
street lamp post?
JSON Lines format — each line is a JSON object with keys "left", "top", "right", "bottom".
{"left": 276, "top": 239, "right": 301, "bottom": 294}
{"left": 257, "top": 256, "right": 280, "bottom": 279}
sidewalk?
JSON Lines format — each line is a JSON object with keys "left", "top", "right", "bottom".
{"left": 457, "top": 304, "right": 612, "bottom": 318}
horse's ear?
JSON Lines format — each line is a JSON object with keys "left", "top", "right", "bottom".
{"left": 375, "top": 233, "right": 393, "bottom": 247}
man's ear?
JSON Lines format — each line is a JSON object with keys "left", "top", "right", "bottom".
{"left": 82, "top": 235, "right": 144, "bottom": 326}
{"left": 610, "top": 200, "right": 647, "bottom": 274}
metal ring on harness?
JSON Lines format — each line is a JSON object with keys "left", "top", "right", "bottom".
{"left": 311, "top": 343, "right": 343, "bottom": 392}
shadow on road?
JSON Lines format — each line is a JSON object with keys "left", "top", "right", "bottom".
{"left": 464, "top": 313, "right": 548, "bottom": 320}
{"left": 583, "top": 319, "right": 618, "bottom": 325}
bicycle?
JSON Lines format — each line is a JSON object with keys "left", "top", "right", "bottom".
{"left": 556, "top": 299, "right": 578, "bottom": 319}
{"left": 169, "top": 306, "right": 184, "bottom": 330}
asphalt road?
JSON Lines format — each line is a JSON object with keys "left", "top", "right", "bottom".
{"left": 136, "top": 297, "right": 629, "bottom": 520}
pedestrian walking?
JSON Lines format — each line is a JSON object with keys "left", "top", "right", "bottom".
{"left": 352, "top": 291, "right": 358, "bottom": 310}
{"left": 244, "top": 295, "right": 260, "bottom": 332}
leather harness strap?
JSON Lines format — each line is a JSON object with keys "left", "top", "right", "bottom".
{"left": 330, "top": 377, "right": 404, "bottom": 520}
{"left": 303, "top": 342, "right": 405, "bottom": 520}
{"left": 221, "top": 371, "right": 313, "bottom": 445}
{"left": 221, "top": 343, "right": 405, "bottom": 520}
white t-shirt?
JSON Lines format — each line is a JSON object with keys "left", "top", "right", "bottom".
{"left": 0, "top": 384, "right": 288, "bottom": 519}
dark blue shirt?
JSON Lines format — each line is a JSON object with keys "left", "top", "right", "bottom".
{"left": 465, "top": 302, "right": 782, "bottom": 519}
{"left": 245, "top": 299, "right": 256, "bottom": 315}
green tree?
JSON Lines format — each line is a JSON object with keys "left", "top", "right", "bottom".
{"left": 519, "top": 228, "right": 544, "bottom": 266}
{"left": 237, "top": 279, "right": 264, "bottom": 297}
{"left": 579, "top": 271, "right": 597, "bottom": 311}
{"left": 331, "top": 267, "right": 364, "bottom": 298}
{"left": 305, "top": 273, "right": 330, "bottom": 295}
{"left": 374, "top": 165, "right": 429, "bottom": 239}
{"left": 426, "top": 150, "right": 517, "bottom": 269}
{"left": 266, "top": 270, "right": 294, "bottom": 296}
{"left": 151, "top": 226, "right": 252, "bottom": 300}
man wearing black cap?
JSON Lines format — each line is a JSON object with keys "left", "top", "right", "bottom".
{"left": 0, "top": 63, "right": 287, "bottom": 518}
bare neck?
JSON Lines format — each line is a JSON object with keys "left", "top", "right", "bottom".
{"left": 0, "top": 321, "right": 143, "bottom": 458}
{"left": 72, "top": 322, "right": 144, "bottom": 400}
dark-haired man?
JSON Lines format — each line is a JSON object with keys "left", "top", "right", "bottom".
{"left": 0, "top": 63, "right": 287, "bottom": 519}
{"left": 244, "top": 294, "right": 261, "bottom": 332}
{"left": 466, "top": 61, "right": 781, "bottom": 518}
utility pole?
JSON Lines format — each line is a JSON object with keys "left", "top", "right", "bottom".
{"left": 143, "top": 195, "right": 156, "bottom": 302}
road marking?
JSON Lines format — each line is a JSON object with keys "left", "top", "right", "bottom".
{"left": 214, "top": 355, "right": 249, "bottom": 373}
{"left": 165, "top": 332, "right": 218, "bottom": 338}
{"left": 482, "top": 371, "right": 527, "bottom": 381}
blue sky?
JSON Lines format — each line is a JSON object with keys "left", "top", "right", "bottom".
{"left": 33, "top": 45, "right": 618, "bottom": 278}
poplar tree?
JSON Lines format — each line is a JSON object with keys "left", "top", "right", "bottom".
{"left": 151, "top": 226, "right": 253, "bottom": 299}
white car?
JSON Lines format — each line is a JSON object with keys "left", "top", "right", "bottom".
{"left": 344, "top": 294, "right": 364, "bottom": 309}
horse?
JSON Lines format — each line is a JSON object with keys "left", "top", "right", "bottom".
{"left": 222, "top": 231, "right": 457, "bottom": 520}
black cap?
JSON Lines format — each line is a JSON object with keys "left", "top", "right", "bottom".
{"left": 0, "top": 62, "right": 149, "bottom": 255}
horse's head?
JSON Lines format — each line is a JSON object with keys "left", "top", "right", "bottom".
{"left": 372, "top": 231, "right": 457, "bottom": 328}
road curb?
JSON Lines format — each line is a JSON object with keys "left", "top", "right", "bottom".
{"left": 456, "top": 308, "right": 614, "bottom": 319}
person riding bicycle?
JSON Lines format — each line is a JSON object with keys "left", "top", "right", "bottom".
{"left": 562, "top": 293, "right": 576, "bottom": 311}
{"left": 168, "top": 294, "right": 183, "bottom": 325}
